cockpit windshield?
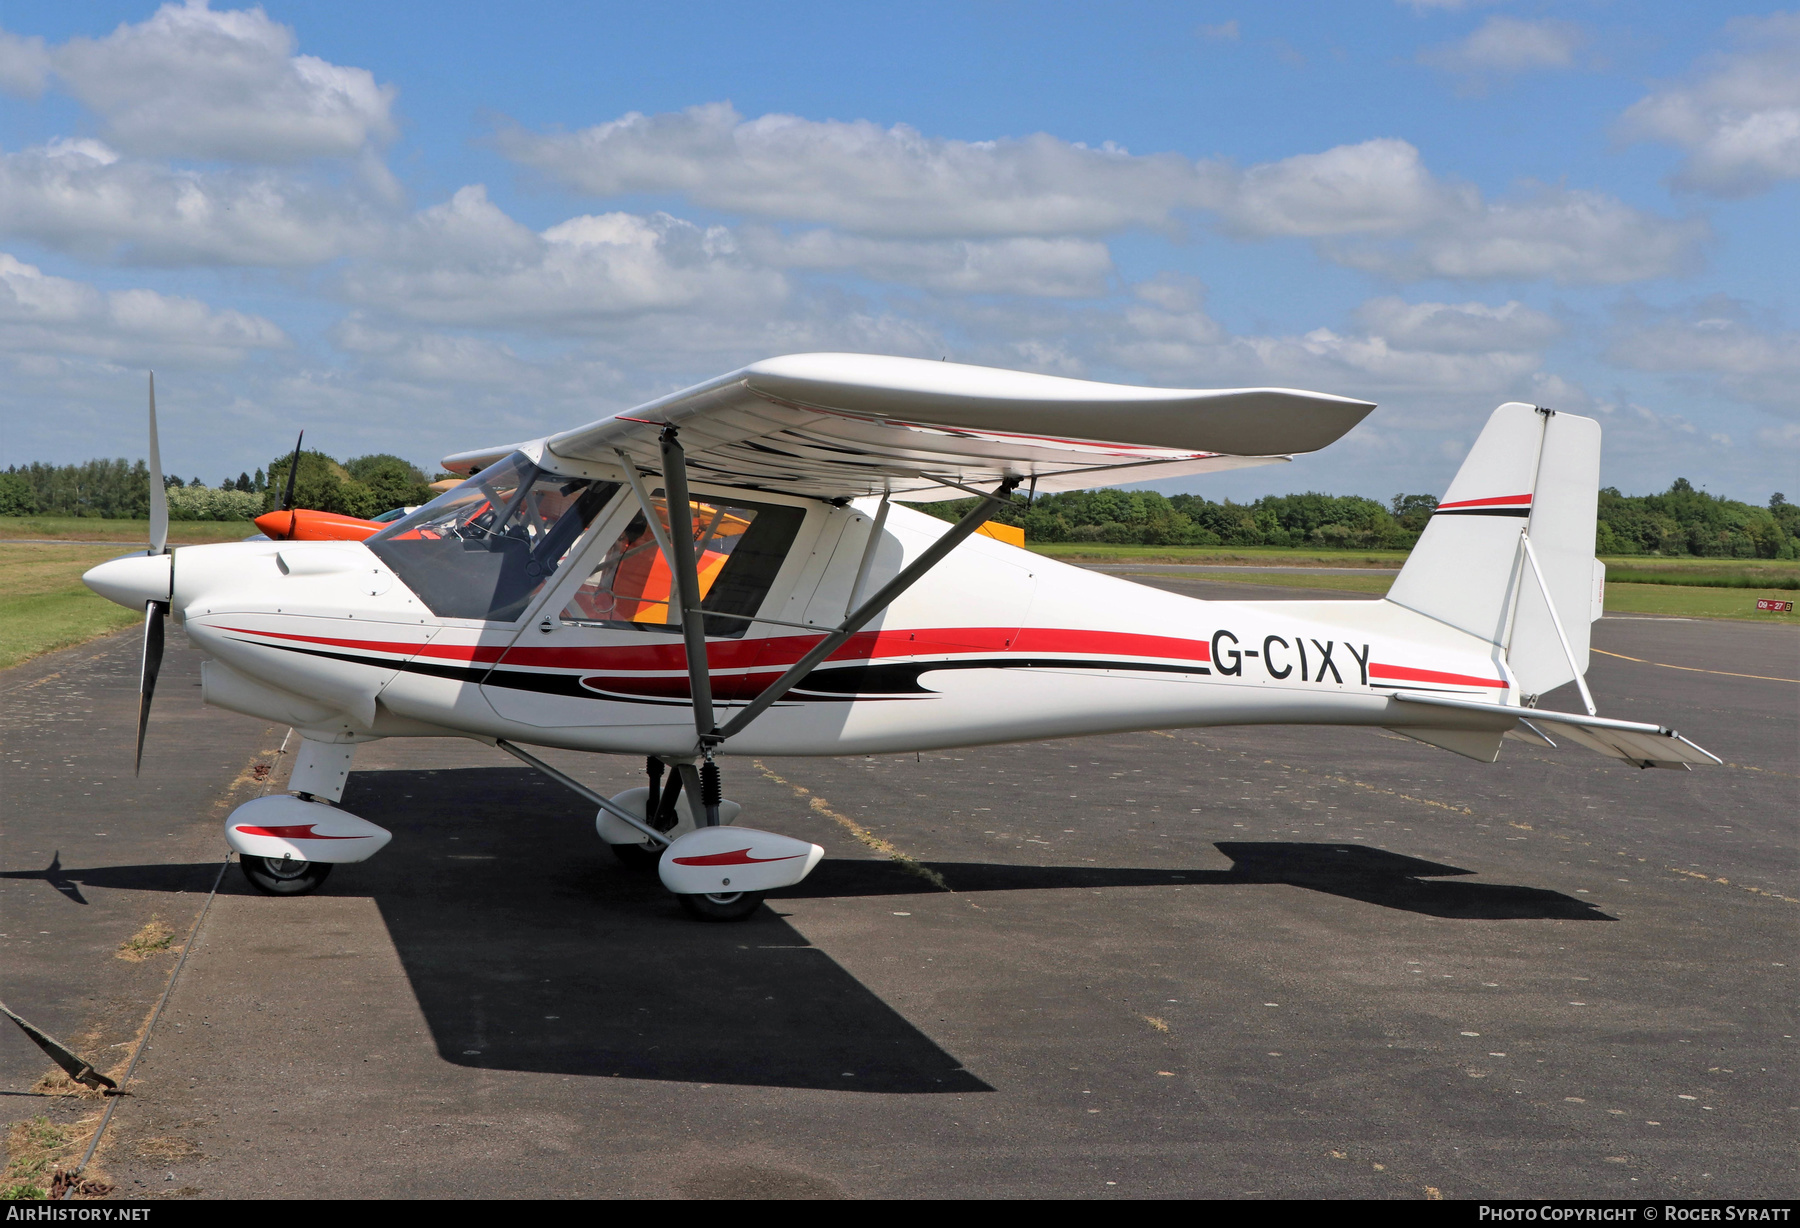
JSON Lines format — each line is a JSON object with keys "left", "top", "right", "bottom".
{"left": 367, "top": 452, "right": 620, "bottom": 622}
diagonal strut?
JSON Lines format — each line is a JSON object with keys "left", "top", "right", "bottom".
{"left": 715, "top": 475, "right": 1020, "bottom": 742}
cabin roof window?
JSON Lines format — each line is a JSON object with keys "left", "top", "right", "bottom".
{"left": 368, "top": 452, "right": 620, "bottom": 622}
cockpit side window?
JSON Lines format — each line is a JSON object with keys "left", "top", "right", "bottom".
{"left": 367, "top": 453, "right": 621, "bottom": 622}
{"left": 561, "top": 493, "right": 805, "bottom": 639}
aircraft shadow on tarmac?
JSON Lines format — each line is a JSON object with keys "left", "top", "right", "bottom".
{"left": 325, "top": 767, "right": 1009, "bottom": 1093}
{"left": 794, "top": 842, "right": 1616, "bottom": 923}
{"left": 0, "top": 850, "right": 221, "bottom": 905}
{"left": 4, "top": 767, "right": 1609, "bottom": 1093}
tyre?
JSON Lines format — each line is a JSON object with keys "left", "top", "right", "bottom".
{"left": 609, "top": 840, "right": 661, "bottom": 871}
{"left": 676, "top": 890, "right": 766, "bottom": 922}
{"left": 240, "top": 855, "right": 333, "bottom": 896}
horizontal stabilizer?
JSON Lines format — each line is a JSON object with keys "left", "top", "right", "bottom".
{"left": 1389, "top": 691, "right": 1720, "bottom": 770}
{"left": 1504, "top": 719, "right": 1557, "bottom": 748}
{"left": 1384, "top": 726, "right": 1505, "bottom": 763}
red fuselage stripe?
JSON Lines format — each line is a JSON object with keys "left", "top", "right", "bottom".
{"left": 499, "top": 627, "right": 1215, "bottom": 671}
{"left": 218, "top": 623, "right": 1508, "bottom": 692}
{"left": 215, "top": 626, "right": 508, "bottom": 664}
{"left": 217, "top": 624, "right": 1215, "bottom": 672}
{"left": 1370, "top": 663, "right": 1509, "bottom": 689}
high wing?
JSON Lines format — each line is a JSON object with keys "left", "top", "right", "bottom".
{"left": 442, "top": 353, "right": 1376, "bottom": 500}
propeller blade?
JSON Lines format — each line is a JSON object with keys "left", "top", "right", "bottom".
{"left": 135, "top": 601, "right": 166, "bottom": 776}
{"left": 280, "top": 430, "right": 303, "bottom": 539}
{"left": 146, "top": 372, "right": 167, "bottom": 556}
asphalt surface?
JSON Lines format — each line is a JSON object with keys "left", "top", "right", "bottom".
{"left": 2, "top": 576, "right": 1794, "bottom": 1200}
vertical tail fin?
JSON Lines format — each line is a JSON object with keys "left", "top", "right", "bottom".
{"left": 1385, "top": 402, "right": 1601, "bottom": 701}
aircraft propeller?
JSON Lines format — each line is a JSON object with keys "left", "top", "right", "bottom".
{"left": 136, "top": 373, "right": 170, "bottom": 775}
{"left": 277, "top": 429, "right": 303, "bottom": 540}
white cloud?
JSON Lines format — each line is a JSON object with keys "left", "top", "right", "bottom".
{"left": 37, "top": 0, "right": 396, "bottom": 162}
{"left": 944, "top": 281, "right": 1555, "bottom": 401}
{"left": 1196, "top": 21, "right": 1240, "bottom": 42}
{"left": 1213, "top": 141, "right": 1704, "bottom": 283}
{"left": 1755, "top": 421, "right": 1800, "bottom": 452}
{"left": 740, "top": 229, "right": 1114, "bottom": 297}
{"left": 0, "top": 29, "right": 48, "bottom": 96}
{"left": 1350, "top": 297, "right": 1562, "bottom": 352}
{"left": 1325, "top": 184, "right": 1704, "bottom": 284}
{"left": 1587, "top": 396, "right": 1742, "bottom": 469}
{"left": 0, "top": 138, "right": 383, "bottom": 265}
{"left": 0, "top": 251, "right": 285, "bottom": 364}
{"left": 340, "top": 186, "right": 786, "bottom": 329}
{"left": 1206, "top": 138, "right": 1448, "bottom": 237}
{"left": 1419, "top": 17, "right": 1585, "bottom": 79}
{"left": 1617, "top": 13, "right": 1800, "bottom": 198}
{"left": 1606, "top": 298, "right": 1800, "bottom": 413}
{"left": 331, "top": 316, "right": 533, "bottom": 388}
{"left": 497, "top": 102, "right": 1201, "bottom": 239}
{"left": 499, "top": 108, "right": 1699, "bottom": 285}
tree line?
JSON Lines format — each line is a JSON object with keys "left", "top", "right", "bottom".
{"left": 0, "top": 452, "right": 440, "bottom": 522}
{"left": 5, "top": 455, "right": 1794, "bottom": 558}
{"left": 926, "top": 480, "right": 1800, "bottom": 558}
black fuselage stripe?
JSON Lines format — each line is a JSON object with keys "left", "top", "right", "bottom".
{"left": 1432, "top": 507, "right": 1530, "bottom": 517}
{"left": 231, "top": 638, "right": 1213, "bottom": 703}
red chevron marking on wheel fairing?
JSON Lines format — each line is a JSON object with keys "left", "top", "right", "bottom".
{"left": 1436, "top": 494, "right": 1532, "bottom": 510}
{"left": 234, "top": 824, "right": 365, "bottom": 840}
{"left": 672, "top": 848, "right": 805, "bottom": 866}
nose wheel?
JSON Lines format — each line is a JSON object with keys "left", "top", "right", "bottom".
{"left": 677, "top": 890, "right": 767, "bottom": 922}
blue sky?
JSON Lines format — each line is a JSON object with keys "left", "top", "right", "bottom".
{"left": 0, "top": 1, "right": 1793, "bottom": 504}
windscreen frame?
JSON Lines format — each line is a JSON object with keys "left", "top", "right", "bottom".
{"left": 366, "top": 452, "right": 623, "bottom": 624}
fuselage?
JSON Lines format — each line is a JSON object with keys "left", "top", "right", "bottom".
{"left": 133, "top": 484, "right": 1517, "bottom": 758}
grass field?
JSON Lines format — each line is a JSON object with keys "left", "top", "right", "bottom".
{"left": 1093, "top": 565, "right": 1799, "bottom": 622}
{"left": 1603, "top": 561, "right": 1800, "bottom": 590}
{"left": 0, "top": 515, "right": 252, "bottom": 544}
{"left": 1028, "top": 543, "right": 1411, "bottom": 567}
{"left": 0, "top": 543, "right": 148, "bottom": 670}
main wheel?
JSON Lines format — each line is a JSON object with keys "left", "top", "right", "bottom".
{"left": 240, "top": 855, "right": 333, "bottom": 896}
{"left": 677, "top": 890, "right": 766, "bottom": 922}
{"left": 609, "top": 840, "right": 661, "bottom": 871}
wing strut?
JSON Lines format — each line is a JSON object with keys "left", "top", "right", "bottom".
{"left": 659, "top": 428, "right": 718, "bottom": 753}
{"left": 647, "top": 426, "right": 1020, "bottom": 782}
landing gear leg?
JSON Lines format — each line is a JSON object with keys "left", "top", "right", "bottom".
{"left": 611, "top": 757, "right": 681, "bottom": 870}
{"left": 669, "top": 749, "right": 766, "bottom": 920}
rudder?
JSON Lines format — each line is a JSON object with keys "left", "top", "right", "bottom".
{"left": 1385, "top": 402, "right": 1601, "bottom": 701}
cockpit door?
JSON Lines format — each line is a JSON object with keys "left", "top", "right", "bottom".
{"left": 480, "top": 488, "right": 814, "bottom": 730}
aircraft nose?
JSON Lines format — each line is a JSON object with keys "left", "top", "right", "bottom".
{"left": 83, "top": 551, "right": 173, "bottom": 609}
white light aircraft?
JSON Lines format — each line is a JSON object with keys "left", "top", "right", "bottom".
{"left": 84, "top": 356, "right": 1719, "bottom": 919}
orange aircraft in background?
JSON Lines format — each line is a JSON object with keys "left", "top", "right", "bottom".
{"left": 251, "top": 435, "right": 457, "bottom": 541}
{"left": 254, "top": 507, "right": 387, "bottom": 541}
